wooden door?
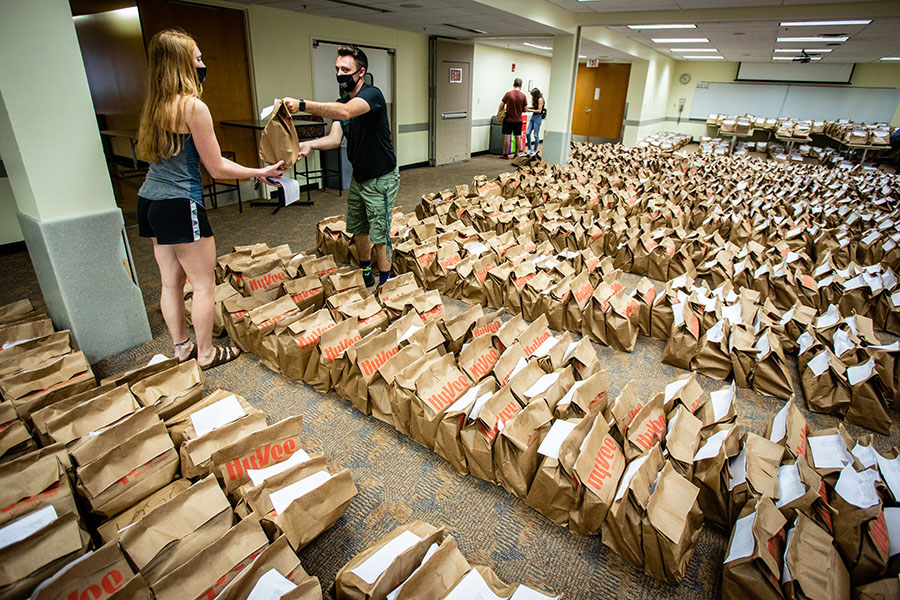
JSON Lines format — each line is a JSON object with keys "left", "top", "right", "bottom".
{"left": 431, "top": 39, "right": 474, "bottom": 166}
{"left": 137, "top": 0, "right": 257, "bottom": 172}
{"left": 571, "top": 63, "right": 631, "bottom": 142}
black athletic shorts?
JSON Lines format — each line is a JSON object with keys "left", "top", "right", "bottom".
{"left": 502, "top": 120, "right": 523, "bottom": 135}
{"left": 137, "top": 197, "right": 213, "bottom": 245}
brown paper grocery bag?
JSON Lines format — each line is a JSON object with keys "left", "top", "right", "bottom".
{"left": 525, "top": 416, "right": 583, "bottom": 526}
{"left": 45, "top": 384, "right": 139, "bottom": 446}
{"left": 304, "top": 317, "right": 362, "bottom": 393}
{"left": 831, "top": 466, "right": 890, "bottom": 585}
{"left": 0, "top": 330, "right": 73, "bottom": 379}
{"left": 259, "top": 99, "right": 299, "bottom": 168}
{"left": 436, "top": 565, "right": 516, "bottom": 599}
{"left": 568, "top": 415, "right": 626, "bottom": 535}
{"left": 752, "top": 330, "right": 794, "bottom": 399}
{"left": 730, "top": 324, "right": 760, "bottom": 389}
{"left": 118, "top": 475, "right": 232, "bottom": 581}
{"left": 665, "top": 405, "right": 702, "bottom": 478}
{"left": 692, "top": 319, "right": 733, "bottom": 381}
{"left": 458, "top": 334, "right": 501, "bottom": 384}
{"left": 641, "top": 461, "right": 703, "bottom": 584}
{"left": 341, "top": 327, "right": 401, "bottom": 416}
{"left": 0, "top": 452, "right": 76, "bottom": 527}
{"left": 280, "top": 309, "right": 337, "bottom": 382}
{"left": 391, "top": 350, "right": 442, "bottom": 437}
{"left": 210, "top": 415, "right": 304, "bottom": 496}
{"left": 216, "top": 536, "right": 320, "bottom": 600}
{"left": 764, "top": 397, "right": 810, "bottom": 460}
{"left": 1, "top": 351, "right": 96, "bottom": 421}
{"left": 409, "top": 354, "right": 472, "bottom": 451}
{"left": 73, "top": 407, "right": 179, "bottom": 517}
{"left": 492, "top": 313, "right": 527, "bottom": 354}
{"left": 691, "top": 423, "right": 742, "bottom": 530}
{"left": 493, "top": 399, "right": 553, "bottom": 499}
{"left": 181, "top": 411, "right": 268, "bottom": 479}
{"left": 30, "top": 540, "right": 140, "bottom": 600}
{"left": 96, "top": 478, "right": 192, "bottom": 543}
{"left": 257, "top": 461, "right": 357, "bottom": 551}
{"left": 491, "top": 342, "right": 527, "bottom": 388}
{"left": 845, "top": 358, "right": 892, "bottom": 435}
{"left": 554, "top": 368, "right": 610, "bottom": 419}
{"left": 222, "top": 296, "right": 268, "bottom": 353}
{"left": 721, "top": 496, "right": 787, "bottom": 600}
{"left": 461, "top": 386, "right": 520, "bottom": 483}
{"left": 130, "top": 359, "right": 205, "bottom": 422}
{"left": 0, "top": 401, "right": 34, "bottom": 460}
{"left": 610, "top": 378, "right": 644, "bottom": 443}
{"left": 774, "top": 455, "right": 834, "bottom": 535}
{"left": 333, "top": 521, "right": 444, "bottom": 600}
{"left": 602, "top": 444, "right": 665, "bottom": 568}
{"left": 393, "top": 535, "right": 470, "bottom": 600}
{"left": 440, "top": 304, "right": 483, "bottom": 354}
{"left": 151, "top": 515, "right": 269, "bottom": 600}
{"left": 0, "top": 298, "right": 35, "bottom": 325}
{"left": 435, "top": 379, "right": 496, "bottom": 474}
{"left": 166, "top": 388, "right": 254, "bottom": 446}
{"left": 625, "top": 393, "right": 667, "bottom": 461}
{"left": 0, "top": 316, "right": 53, "bottom": 348}
{"left": 246, "top": 295, "right": 302, "bottom": 362}
{"left": 853, "top": 577, "right": 900, "bottom": 599}
{"left": 367, "top": 342, "right": 425, "bottom": 427}
{"left": 606, "top": 293, "right": 641, "bottom": 353}
{"left": 560, "top": 336, "right": 603, "bottom": 380}
{"left": 99, "top": 357, "right": 177, "bottom": 389}
{"left": 0, "top": 510, "right": 91, "bottom": 600}
{"left": 728, "top": 433, "right": 785, "bottom": 525}
{"left": 662, "top": 302, "right": 701, "bottom": 370}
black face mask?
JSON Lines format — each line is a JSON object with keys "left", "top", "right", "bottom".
{"left": 196, "top": 66, "right": 207, "bottom": 85}
{"left": 336, "top": 69, "right": 361, "bottom": 94}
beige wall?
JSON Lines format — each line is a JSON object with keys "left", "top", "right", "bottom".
{"left": 660, "top": 60, "right": 900, "bottom": 140}
{"left": 471, "top": 43, "right": 553, "bottom": 152}
{"left": 244, "top": 4, "right": 429, "bottom": 167}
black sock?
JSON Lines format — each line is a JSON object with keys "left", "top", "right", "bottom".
{"left": 379, "top": 270, "right": 391, "bottom": 285}
{"left": 360, "top": 260, "right": 371, "bottom": 273}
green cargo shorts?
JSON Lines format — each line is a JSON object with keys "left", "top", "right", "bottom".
{"left": 346, "top": 167, "right": 400, "bottom": 245}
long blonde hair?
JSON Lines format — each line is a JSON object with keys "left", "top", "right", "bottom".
{"left": 136, "top": 28, "right": 202, "bottom": 162}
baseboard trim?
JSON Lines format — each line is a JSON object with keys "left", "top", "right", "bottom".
{"left": 400, "top": 161, "right": 430, "bottom": 171}
{"left": 0, "top": 241, "right": 26, "bottom": 255}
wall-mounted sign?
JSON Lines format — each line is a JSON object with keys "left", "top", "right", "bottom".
{"left": 449, "top": 67, "right": 462, "bottom": 83}
{"left": 587, "top": 59, "right": 599, "bottom": 68}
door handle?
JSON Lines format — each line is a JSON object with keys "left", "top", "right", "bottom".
{"left": 585, "top": 109, "right": 592, "bottom": 113}
{"left": 441, "top": 111, "right": 467, "bottom": 119}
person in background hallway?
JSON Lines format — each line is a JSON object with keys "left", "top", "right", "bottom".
{"left": 282, "top": 45, "right": 399, "bottom": 288}
{"left": 136, "top": 28, "right": 284, "bottom": 369}
{"left": 525, "top": 88, "right": 545, "bottom": 156}
{"left": 499, "top": 78, "right": 527, "bottom": 160}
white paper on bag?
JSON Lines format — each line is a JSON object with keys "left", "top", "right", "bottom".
{"left": 851, "top": 443, "right": 879, "bottom": 469}
{"left": 809, "top": 434, "right": 853, "bottom": 469}
{"left": 247, "top": 448, "right": 313, "bottom": 487}
{"left": 847, "top": 358, "right": 875, "bottom": 386}
{"left": 710, "top": 385, "right": 734, "bottom": 422}
{"left": 269, "top": 470, "right": 332, "bottom": 515}
{"left": 468, "top": 390, "right": 495, "bottom": 421}
{"left": 816, "top": 304, "right": 841, "bottom": 329}
{"left": 537, "top": 420, "right": 577, "bottom": 459}
{"left": 797, "top": 331, "right": 816, "bottom": 356}
{"left": 693, "top": 428, "right": 730, "bottom": 462}
{"left": 781, "top": 526, "right": 795, "bottom": 584}
{"left": 448, "top": 383, "right": 486, "bottom": 414}
{"left": 0, "top": 505, "right": 58, "bottom": 551}
{"left": 707, "top": 320, "right": 726, "bottom": 344}
{"left": 723, "top": 512, "right": 757, "bottom": 564}
{"left": 562, "top": 341, "right": 580, "bottom": 363}
{"left": 246, "top": 569, "right": 296, "bottom": 600}
{"left": 147, "top": 353, "right": 169, "bottom": 366}
{"left": 832, "top": 329, "right": 855, "bottom": 357}
{"left": 386, "top": 543, "right": 440, "bottom": 600}
{"left": 399, "top": 324, "right": 423, "bottom": 343}
{"left": 768, "top": 401, "right": 789, "bottom": 443}
{"left": 350, "top": 530, "right": 424, "bottom": 585}
{"left": 531, "top": 335, "right": 559, "bottom": 358}
{"left": 511, "top": 586, "right": 561, "bottom": 600}
{"left": 775, "top": 463, "right": 805, "bottom": 508}
{"left": 190, "top": 395, "right": 246, "bottom": 437}
{"left": 615, "top": 453, "right": 651, "bottom": 502}
{"left": 444, "top": 569, "right": 507, "bottom": 600}
{"left": 807, "top": 351, "right": 831, "bottom": 377}
{"left": 525, "top": 373, "right": 561, "bottom": 399}
{"left": 465, "top": 242, "right": 488, "bottom": 257}
{"left": 877, "top": 452, "right": 900, "bottom": 501}
{"left": 835, "top": 465, "right": 880, "bottom": 508}
{"left": 508, "top": 357, "right": 529, "bottom": 381}
{"left": 664, "top": 378, "right": 689, "bottom": 404}
{"left": 728, "top": 447, "right": 747, "bottom": 491}
{"left": 558, "top": 380, "right": 586, "bottom": 410}
{"left": 259, "top": 100, "right": 277, "bottom": 121}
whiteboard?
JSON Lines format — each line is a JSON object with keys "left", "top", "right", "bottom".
{"left": 690, "top": 81, "right": 900, "bottom": 123}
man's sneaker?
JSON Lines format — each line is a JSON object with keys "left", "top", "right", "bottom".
{"left": 362, "top": 267, "right": 376, "bottom": 288}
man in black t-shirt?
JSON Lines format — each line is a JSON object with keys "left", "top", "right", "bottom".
{"left": 284, "top": 46, "right": 399, "bottom": 287}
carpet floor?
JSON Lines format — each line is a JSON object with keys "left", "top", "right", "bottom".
{"left": 2, "top": 152, "right": 897, "bottom": 599}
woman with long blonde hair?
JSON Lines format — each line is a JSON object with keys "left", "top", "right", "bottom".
{"left": 136, "top": 28, "right": 284, "bottom": 369}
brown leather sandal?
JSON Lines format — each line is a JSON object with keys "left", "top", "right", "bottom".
{"left": 200, "top": 345, "right": 241, "bottom": 370}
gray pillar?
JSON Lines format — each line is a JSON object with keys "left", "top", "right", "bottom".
{"left": 542, "top": 30, "right": 581, "bottom": 165}
{"left": 0, "top": 0, "right": 151, "bottom": 362}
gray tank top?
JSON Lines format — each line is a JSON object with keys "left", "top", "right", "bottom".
{"left": 138, "top": 134, "right": 203, "bottom": 204}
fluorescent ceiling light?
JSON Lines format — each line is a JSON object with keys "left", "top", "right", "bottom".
{"left": 777, "top": 36, "right": 849, "bottom": 43}
{"left": 880, "top": 57, "right": 900, "bottom": 61}
{"left": 683, "top": 55, "right": 724, "bottom": 60}
{"left": 627, "top": 24, "right": 696, "bottom": 30}
{"left": 523, "top": 42, "right": 552, "bottom": 50}
{"left": 780, "top": 20, "right": 871, "bottom": 27}
{"left": 773, "top": 48, "right": 832, "bottom": 53}
{"left": 579, "top": 55, "right": 587, "bottom": 59}
{"left": 651, "top": 37, "right": 709, "bottom": 43}
{"left": 671, "top": 48, "right": 718, "bottom": 53}
{"left": 772, "top": 56, "right": 822, "bottom": 61}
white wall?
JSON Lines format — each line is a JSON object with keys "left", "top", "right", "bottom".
{"left": 471, "top": 44, "right": 552, "bottom": 152}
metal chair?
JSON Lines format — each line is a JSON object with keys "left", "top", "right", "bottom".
{"left": 203, "top": 150, "right": 243, "bottom": 213}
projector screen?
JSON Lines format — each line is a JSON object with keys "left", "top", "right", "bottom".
{"left": 736, "top": 62, "right": 854, "bottom": 84}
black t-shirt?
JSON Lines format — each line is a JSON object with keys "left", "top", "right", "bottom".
{"left": 338, "top": 83, "right": 396, "bottom": 182}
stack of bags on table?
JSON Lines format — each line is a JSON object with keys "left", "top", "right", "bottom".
{"left": 0, "top": 297, "right": 346, "bottom": 599}
{"left": 721, "top": 406, "right": 900, "bottom": 599}
{"left": 824, "top": 120, "right": 895, "bottom": 146}
{"left": 636, "top": 132, "right": 692, "bottom": 152}
{"left": 331, "top": 521, "right": 560, "bottom": 599}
